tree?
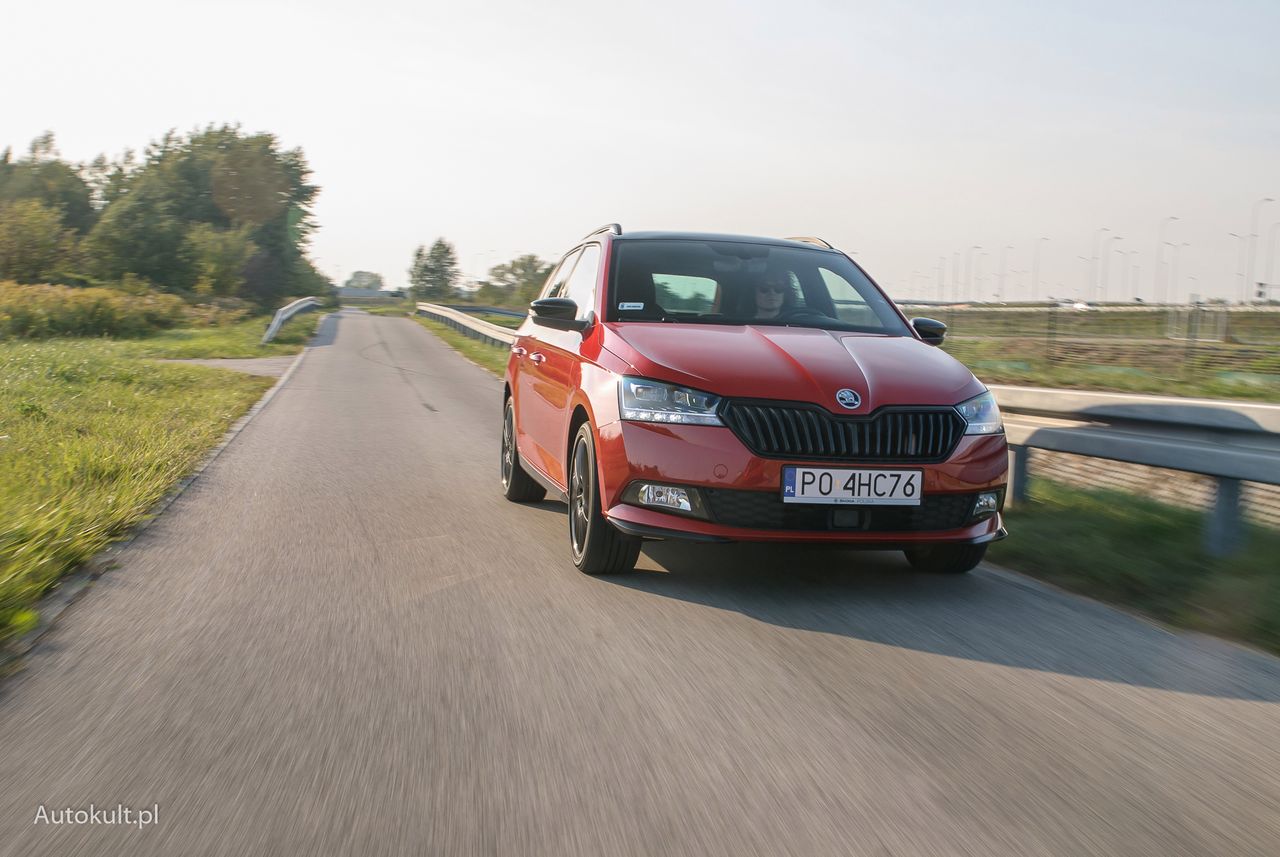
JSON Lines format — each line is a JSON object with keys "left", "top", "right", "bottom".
{"left": 343, "top": 271, "right": 386, "bottom": 291}
{"left": 0, "top": 199, "right": 78, "bottom": 283}
{"left": 0, "top": 133, "right": 96, "bottom": 234}
{"left": 409, "top": 238, "right": 460, "bottom": 300}
{"left": 482, "top": 254, "right": 553, "bottom": 307}
{"left": 184, "top": 223, "right": 257, "bottom": 296}
{"left": 80, "top": 125, "right": 319, "bottom": 304}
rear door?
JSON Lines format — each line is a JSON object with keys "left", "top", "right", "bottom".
{"left": 516, "top": 248, "right": 581, "bottom": 483}
{"left": 531, "top": 243, "right": 602, "bottom": 484}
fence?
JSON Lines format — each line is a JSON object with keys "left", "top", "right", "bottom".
{"left": 925, "top": 305, "right": 1280, "bottom": 391}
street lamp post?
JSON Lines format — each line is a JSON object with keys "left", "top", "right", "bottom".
{"left": 964, "top": 245, "right": 982, "bottom": 303}
{"left": 1155, "top": 216, "right": 1179, "bottom": 304}
{"left": 1091, "top": 227, "right": 1111, "bottom": 302}
{"left": 1267, "top": 220, "right": 1280, "bottom": 293}
{"left": 1100, "top": 234, "right": 1124, "bottom": 303}
{"left": 1031, "top": 237, "right": 1049, "bottom": 303}
{"left": 1076, "top": 255, "right": 1091, "bottom": 300}
{"left": 998, "top": 244, "right": 1014, "bottom": 303}
{"left": 1245, "top": 197, "right": 1276, "bottom": 303}
{"left": 1228, "top": 233, "right": 1246, "bottom": 303}
{"left": 1164, "top": 241, "right": 1189, "bottom": 304}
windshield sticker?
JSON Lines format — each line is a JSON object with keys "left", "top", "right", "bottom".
{"left": 618, "top": 302, "right": 645, "bottom": 310}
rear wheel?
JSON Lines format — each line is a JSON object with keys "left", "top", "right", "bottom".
{"left": 568, "top": 423, "right": 640, "bottom": 575}
{"left": 903, "top": 543, "right": 987, "bottom": 574}
{"left": 501, "top": 399, "right": 545, "bottom": 502}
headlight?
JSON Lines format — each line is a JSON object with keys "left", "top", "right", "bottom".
{"left": 955, "top": 391, "right": 1003, "bottom": 435}
{"left": 619, "top": 377, "right": 723, "bottom": 426}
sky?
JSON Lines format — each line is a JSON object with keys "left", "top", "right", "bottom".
{"left": 4, "top": 0, "right": 1279, "bottom": 303}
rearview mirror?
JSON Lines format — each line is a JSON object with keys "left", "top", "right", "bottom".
{"left": 530, "top": 298, "right": 592, "bottom": 332}
{"left": 910, "top": 317, "right": 947, "bottom": 346}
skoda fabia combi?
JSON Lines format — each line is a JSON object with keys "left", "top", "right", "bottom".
{"left": 501, "top": 225, "right": 1008, "bottom": 575}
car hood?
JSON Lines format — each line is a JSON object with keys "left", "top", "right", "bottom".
{"left": 602, "top": 323, "right": 984, "bottom": 413}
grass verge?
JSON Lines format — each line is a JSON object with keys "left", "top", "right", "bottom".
{"left": 112, "top": 313, "right": 318, "bottom": 359}
{"left": 0, "top": 338, "right": 278, "bottom": 643}
{"left": 990, "top": 479, "right": 1280, "bottom": 654}
{"left": 410, "top": 316, "right": 510, "bottom": 375}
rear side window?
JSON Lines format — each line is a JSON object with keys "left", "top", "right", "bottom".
{"left": 820, "top": 268, "right": 876, "bottom": 326}
{"left": 560, "top": 244, "right": 600, "bottom": 319}
{"left": 541, "top": 249, "right": 582, "bottom": 300}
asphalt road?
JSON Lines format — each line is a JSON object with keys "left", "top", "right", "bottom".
{"left": 3, "top": 309, "right": 1279, "bottom": 856}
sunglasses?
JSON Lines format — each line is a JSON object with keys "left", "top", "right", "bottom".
{"left": 757, "top": 283, "right": 787, "bottom": 294}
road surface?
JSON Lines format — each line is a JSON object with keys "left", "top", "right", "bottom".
{"left": 2, "top": 309, "right": 1278, "bottom": 856}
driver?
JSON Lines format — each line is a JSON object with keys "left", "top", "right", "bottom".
{"left": 753, "top": 271, "right": 794, "bottom": 319}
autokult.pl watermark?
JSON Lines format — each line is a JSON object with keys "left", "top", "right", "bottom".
{"left": 33, "top": 803, "right": 159, "bottom": 830}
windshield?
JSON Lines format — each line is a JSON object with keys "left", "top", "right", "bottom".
{"left": 606, "top": 239, "right": 911, "bottom": 335}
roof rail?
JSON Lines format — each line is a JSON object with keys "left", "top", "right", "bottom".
{"left": 785, "top": 236, "right": 834, "bottom": 249}
{"left": 583, "top": 223, "right": 622, "bottom": 240}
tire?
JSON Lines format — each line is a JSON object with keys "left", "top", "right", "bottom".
{"left": 568, "top": 423, "right": 640, "bottom": 575}
{"left": 501, "top": 398, "right": 545, "bottom": 503}
{"left": 903, "top": 543, "right": 988, "bottom": 574}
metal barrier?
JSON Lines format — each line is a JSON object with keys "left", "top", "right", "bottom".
{"left": 997, "top": 386, "right": 1280, "bottom": 556}
{"left": 415, "top": 302, "right": 517, "bottom": 347}
{"left": 262, "top": 297, "right": 321, "bottom": 344}
{"left": 408, "top": 303, "right": 1280, "bottom": 556}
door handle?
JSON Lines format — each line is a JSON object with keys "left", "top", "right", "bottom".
{"left": 511, "top": 346, "right": 527, "bottom": 357}
{"left": 528, "top": 352, "right": 546, "bottom": 365}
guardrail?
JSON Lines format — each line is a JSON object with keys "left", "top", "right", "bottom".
{"left": 262, "top": 296, "right": 321, "bottom": 344}
{"left": 997, "top": 386, "right": 1280, "bottom": 556}
{"left": 416, "top": 302, "right": 517, "bottom": 347}
{"left": 442, "top": 304, "right": 527, "bottom": 319}
{"left": 409, "top": 303, "right": 1279, "bottom": 556}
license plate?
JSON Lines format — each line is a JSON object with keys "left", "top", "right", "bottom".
{"left": 781, "top": 467, "right": 923, "bottom": 505}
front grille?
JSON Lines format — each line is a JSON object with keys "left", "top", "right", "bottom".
{"left": 720, "top": 401, "right": 964, "bottom": 462}
{"left": 703, "top": 489, "right": 978, "bottom": 532}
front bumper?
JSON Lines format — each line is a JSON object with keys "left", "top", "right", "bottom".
{"left": 595, "top": 420, "right": 1009, "bottom": 544}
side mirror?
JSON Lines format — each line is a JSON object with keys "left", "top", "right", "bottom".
{"left": 530, "top": 298, "right": 592, "bottom": 332}
{"left": 910, "top": 317, "right": 947, "bottom": 346}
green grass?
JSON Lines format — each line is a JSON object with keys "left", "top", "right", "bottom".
{"left": 112, "top": 313, "right": 318, "bottom": 359}
{"left": 0, "top": 339, "right": 276, "bottom": 643}
{"left": 411, "top": 316, "right": 509, "bottom": 376}
{"left": 991, "top": 480, "right": 1280, "bottom": 654}
{"left": 943, "top": 337, "right": 1280, "bottom": 401}
{"left": 475, "top": 312, "right": 524, "bottom": 329}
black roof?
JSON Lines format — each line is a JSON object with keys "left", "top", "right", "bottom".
{"left": 613, "top": 231, "right": 840, "bottom": 252}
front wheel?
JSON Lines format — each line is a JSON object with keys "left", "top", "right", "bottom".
{"left": 903, "top": 543, "right": 987, "bottom": 574}
{"left": 568, "top": 423, "right": 640, "bottom": 575}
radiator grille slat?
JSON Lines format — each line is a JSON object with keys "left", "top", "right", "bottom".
{"left": 722, "top": 402, "right": 964, "bottom": 462}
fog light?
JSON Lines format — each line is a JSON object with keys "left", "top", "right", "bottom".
{"left": 639, "top": 484, "right": 692, "bottom": 512}
{"left": 972, "top": 491, "right": 1000, "bottom": 520}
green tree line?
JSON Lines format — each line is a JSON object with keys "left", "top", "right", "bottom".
{"left": 0, "top": 127, "right": 329, "bottom": 307}
{"left": 408, "top": 237, "right": 552, "bottom": 308}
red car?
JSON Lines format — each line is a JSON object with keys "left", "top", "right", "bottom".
{"left": 502, "top": 226, "right": 1008, "bottom": 575}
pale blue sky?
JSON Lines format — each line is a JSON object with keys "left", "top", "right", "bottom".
{"left": 5, "top": 0, "right": 1278, "bottom": 301}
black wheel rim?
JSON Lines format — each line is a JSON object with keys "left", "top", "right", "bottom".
{"left": 501, "top": 406, "right": 514, "bottom": 488}
{"left": 570, "top": 437, "right": 590, "bottom": 556}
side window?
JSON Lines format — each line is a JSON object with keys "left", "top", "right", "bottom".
{"left": 541, "top": 249, "right": 582, "bottom": 300}
{"left": 560, "top": 244, "right": 600, "bottom": 319}
{"left": 820, "top": 267, "right": 874, "bottom": 325}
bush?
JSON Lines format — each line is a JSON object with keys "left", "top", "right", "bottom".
{"left": 0, "top": 282, "right": 188, "bottom": 339}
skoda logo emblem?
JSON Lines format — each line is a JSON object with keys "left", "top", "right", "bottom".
{"left": 835, "top": 388, "right": 861, "bottom": 409}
